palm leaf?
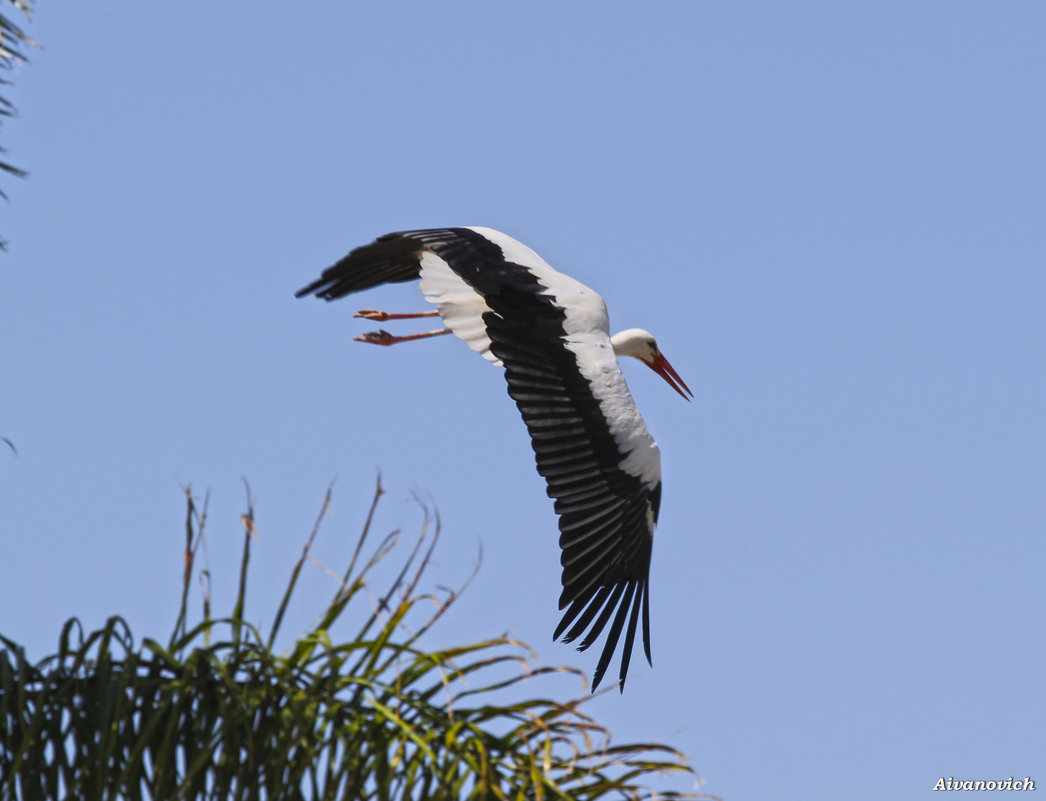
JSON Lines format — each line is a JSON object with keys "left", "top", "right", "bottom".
{"left": 0, "top": 481, "right": 715, "bottom": 800}
{"left": 0, "top": 0, "right": 35, "bottom": 247}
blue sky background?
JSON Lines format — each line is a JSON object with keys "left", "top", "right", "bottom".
{"left": 2, "top": 3, "right": 1044, "bottom": 799}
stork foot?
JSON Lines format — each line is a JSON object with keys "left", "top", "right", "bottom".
{"left": 354, "top": 309, "right": 390, "bottom": 321}
{"left": 354, "top": 329, "right": 397, "bottom": 345}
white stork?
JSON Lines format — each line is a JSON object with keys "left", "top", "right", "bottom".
{"left": 296, "top": 227, "right": 691, "bottom": 691}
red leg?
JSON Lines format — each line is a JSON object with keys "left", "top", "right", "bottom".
{"left": 354, "top": 309, "right": 440, "bottom": 321}
{"left": 354, "top": 328, "right": 453, "bottom": 346}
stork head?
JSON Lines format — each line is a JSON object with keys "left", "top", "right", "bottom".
{"left": 610, "top": 328, "right": 693, "bottom": 401}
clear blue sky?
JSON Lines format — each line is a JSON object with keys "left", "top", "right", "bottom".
{"left": 3, "top": 3, "right": 1044, "bottom": 799}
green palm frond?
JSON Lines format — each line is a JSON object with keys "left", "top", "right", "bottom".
{"left": 0, "top": 0, "right": 34, "bottom": 247}
{"left": 0, "top": 480, "right": 714, "bottom": 800}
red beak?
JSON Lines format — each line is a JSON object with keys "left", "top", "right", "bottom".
{"left": 648, "top": 353, "right": 693, "bottom": 401}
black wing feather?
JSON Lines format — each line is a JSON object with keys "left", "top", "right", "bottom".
{"left": 471, "top": 283, "right": 656, "bottom": 692}
{"left": 294, "top": 229, "right": 462, "bottom": 300}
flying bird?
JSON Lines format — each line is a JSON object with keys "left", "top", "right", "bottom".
{"left": 296, "top": 226, "right": 691, "bottom": 690}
